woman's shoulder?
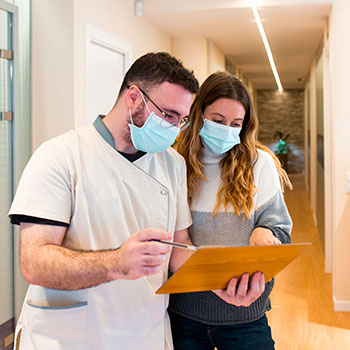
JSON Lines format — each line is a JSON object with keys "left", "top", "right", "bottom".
{"left": 255, "top": 148, "right": 276, "bottom": 168}
{"left": 253, "top": 148, "right": 280, "bottom": 186}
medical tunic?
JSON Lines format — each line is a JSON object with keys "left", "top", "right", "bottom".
{"left": 9, "top": 120, "right": 192, "bottom": 349}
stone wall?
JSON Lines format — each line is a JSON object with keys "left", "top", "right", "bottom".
{"left": 256, "top": 89, "right": 305, "bottom": 174}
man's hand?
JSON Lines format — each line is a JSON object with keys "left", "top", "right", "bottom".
{"left": 250, "top": 227, "right": 281, "bottom": 246}
{"left": 110, "top": 228, "right": 172, "bottom": 280}
{"left": 20, "top": 223, "right": 172, "bottom": 290}
{"left": 212, "top": 272, "right": 265, "bottom": 307}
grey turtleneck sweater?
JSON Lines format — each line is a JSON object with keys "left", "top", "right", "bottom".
{"left": 168, "top": 148, "right": 292, "bottom": 325}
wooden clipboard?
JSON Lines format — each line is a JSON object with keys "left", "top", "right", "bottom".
{"left": 156, "top": 243, "right": 311, "bottom": 294}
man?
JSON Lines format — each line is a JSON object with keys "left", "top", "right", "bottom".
{"left": 9, "top": 52, "right": 198, "bottom": 349}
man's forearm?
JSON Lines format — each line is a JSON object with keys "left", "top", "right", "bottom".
{"left": 21, "top": 244, "right": 122, "bottom": 290}
{"left": 20, "top": 223, "right": 172, "bottom": 290}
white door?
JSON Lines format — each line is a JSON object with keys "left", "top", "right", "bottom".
{"left": 85, "top": 24, "right": 132, "bottom": 126}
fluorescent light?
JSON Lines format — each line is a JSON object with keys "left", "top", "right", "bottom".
{"left": 134, "top": 0, "right": 144, "bottom": 16}
{"left": 252, "top": 6, "right": 283, "bottom": 91}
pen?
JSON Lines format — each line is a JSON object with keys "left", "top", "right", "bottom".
{"left": 151, "top": 239, "right": 199, "bottom": 251}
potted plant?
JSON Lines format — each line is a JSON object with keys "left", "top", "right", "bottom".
{"left": 273, "top": 130, "right": 290, "bottom": 171}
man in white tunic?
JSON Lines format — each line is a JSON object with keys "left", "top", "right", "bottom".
{"left": 9, "top": 52, "right": 199, "bottom": 349}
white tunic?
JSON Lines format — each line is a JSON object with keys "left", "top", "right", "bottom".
{"left": 9, "top": 123, "right": 192, "bottom": 349}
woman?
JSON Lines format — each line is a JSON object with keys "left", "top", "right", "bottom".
{"left": 169, "top": 72, "right": 292, "bottom": 350}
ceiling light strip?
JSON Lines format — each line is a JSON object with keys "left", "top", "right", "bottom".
{"left": 252, "top": 6, "right": 283, "bottom": 91}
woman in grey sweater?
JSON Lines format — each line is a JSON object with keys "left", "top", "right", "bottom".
{"left": 169, "top": 72, "right": 292, "bottom": 350}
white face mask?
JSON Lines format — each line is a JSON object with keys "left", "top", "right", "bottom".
{"left": 199, "top": 119, "right": 241, "bottom": 155}
{"left": 128, "top": 92, "right": 180, "bottom": 153}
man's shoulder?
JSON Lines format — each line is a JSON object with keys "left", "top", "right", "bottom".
{"left": 37, "top": 125, "right": 93, "bottom": 152}
{"left": 163, "top": 146, "right": 185, "bottom": 164}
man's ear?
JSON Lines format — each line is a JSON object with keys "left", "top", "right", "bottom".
{"left": 125, "top": 85, "right": 141, "bottom": 110}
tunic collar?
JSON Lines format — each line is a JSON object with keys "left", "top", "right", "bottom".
{"left": 93, "top": 115, "right": 146, "bottom": 162}
{"left": 93, "top": 115, "right": 115, "bottom": 148}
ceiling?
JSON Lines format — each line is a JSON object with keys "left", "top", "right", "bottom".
{"left": 142, "top": 0, "right": 332, "bottom": 89}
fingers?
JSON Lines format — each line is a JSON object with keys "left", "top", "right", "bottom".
{"left": 139, "top": 265, "right": 163, "bottom": 276}
{"left": 225, "top": 277, "right": 238, "bottom": 298}
{"left": 212, "top": 272, "right": 266, "bottom": 307}
{"left": 250, "top": 236, "right": 281, "bottom": 246}
{"left": 142, "top": 253, "right": 168, "bottom": 266}
{"left": 272, "top": 237, "right": 282, "bottom": 245}
{"left": 116, "top": 229, "right": 173, "bottom": 280}
{"left": 133, "top": 229, "right": 172, "bottom": 254}
{"left": 136, "top": 228, "right": 172, "bottom": 242}
{"left": 146, "top": 241, "right": 172, "bottom": 253}
{"left": 246, "top": 272, "right": 265, "bottom": 300}
{"left": 259, "top": 273, "right": 266, "bottom": 290}
{"left": 250, "top": 228, "right": 282, "bottom": 246}
{"left": 235, "top": 273, "right": 249, "bottom": 300}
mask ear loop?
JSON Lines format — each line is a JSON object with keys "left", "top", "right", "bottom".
{"left": 139, "top": 89, "right": 152, "bottom": 114}
{"left": 129, "top": 108, "right": 134, "bottom": 125}
{"left": 128, "top": 87, "right": 151, "bottom": 125}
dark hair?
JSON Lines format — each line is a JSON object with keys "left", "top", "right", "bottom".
{"left": 118, "top": 52, "right": 199, "bottom": 97}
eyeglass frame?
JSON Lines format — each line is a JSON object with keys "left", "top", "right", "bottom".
{"left": 128, "top": 85, "right": 188, "bottom": 127}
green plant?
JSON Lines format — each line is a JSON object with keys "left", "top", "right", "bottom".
{"left": 274, "top": 131, "right": 290, "bottom": 155}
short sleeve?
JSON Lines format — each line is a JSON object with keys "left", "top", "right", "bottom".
{"left": 8, "top": 139, "right": 73, "bottom": 224}
{"left": 174, "top": 159, "right": 192, "bottom": 231}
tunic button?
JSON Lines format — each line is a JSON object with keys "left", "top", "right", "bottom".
{"left": 160, "top": 189, "right": 168, "bottom": 195}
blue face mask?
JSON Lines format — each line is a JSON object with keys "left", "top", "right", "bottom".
{"left": 129, "top": 93, "right": 180, "bottom": 153}
{"left": 199, "top": 118, "right": 241, "bottom": 155}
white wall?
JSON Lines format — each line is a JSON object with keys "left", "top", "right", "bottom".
{"left": 171, "top": 36, "right": 226, "bottom": 86}
{"left": 208, "top": 40, "right": 225, "bottom": 74}
{"left": 31, "top": 0, "right": 172, "bottom": 148}
{"left": 31, "top": 0, "right": 74, "bottom": 150}
{"left": 172, "top": 35, "right": 208, "bottom": 85}
{"left": 329, "top": 0, "right": 350, "bottom": 309}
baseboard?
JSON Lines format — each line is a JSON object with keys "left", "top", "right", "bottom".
{"left": 333, "top": 296, "right": 350, "bottom": 312}
{"left": 0, "top": 318, "right": 14, "bottom": 350}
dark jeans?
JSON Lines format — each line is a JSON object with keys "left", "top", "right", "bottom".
{"left": 169, "top": 311, "right": 275, "bottom": 350}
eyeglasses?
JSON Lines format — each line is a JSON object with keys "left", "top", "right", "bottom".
{"left": 138, "top": 87, "right": 182, "bottom": 127}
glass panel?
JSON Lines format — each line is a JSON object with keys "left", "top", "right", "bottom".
{"left": 0, "top": 57, "right": 12, "bottom": 112}
{"left": 0, "top": 7, "right": 14, "bottom": 325}
{"left": 0, "top": 8, "right": 13, "bottom": 113}
{"left": 0, "top": 121, "right": 13, "bottom": 324}
{"left": 0, "top": 8, "right": 12, "bottom": 50}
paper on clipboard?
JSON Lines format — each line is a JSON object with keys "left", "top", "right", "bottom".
{"left": 156, "top": 243, "right": 311, "bottom": 294}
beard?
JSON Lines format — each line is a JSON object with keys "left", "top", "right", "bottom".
{"left": 121, "top": 104, "right": 146, "bottom": 146}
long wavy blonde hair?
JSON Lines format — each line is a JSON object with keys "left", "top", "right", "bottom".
{"left": 176, "top": 72, "right": 292, "bottom": 218}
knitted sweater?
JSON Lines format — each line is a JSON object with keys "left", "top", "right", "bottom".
{"left": 168, "top": 148, "right": 292, "bottom": 325}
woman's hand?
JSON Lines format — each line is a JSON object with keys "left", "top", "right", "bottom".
{"left": 249, "top": 227, "right": 281, "bottom": 246}
{"left": 212, "top": 272, "right": 265, "bottom": 307}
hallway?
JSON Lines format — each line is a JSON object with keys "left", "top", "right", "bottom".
{"left": 268, "top": 174, "right": 350, "bottom": 349}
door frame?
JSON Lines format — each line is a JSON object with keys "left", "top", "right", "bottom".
{"left": 0, "top": 0, "right": 18, "bottom": 326}
{"left": 84, "top": 23, "right": 132, "bottom": 126}
{"left": 323, "top": 39, "right": 333, "bottom": 273}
